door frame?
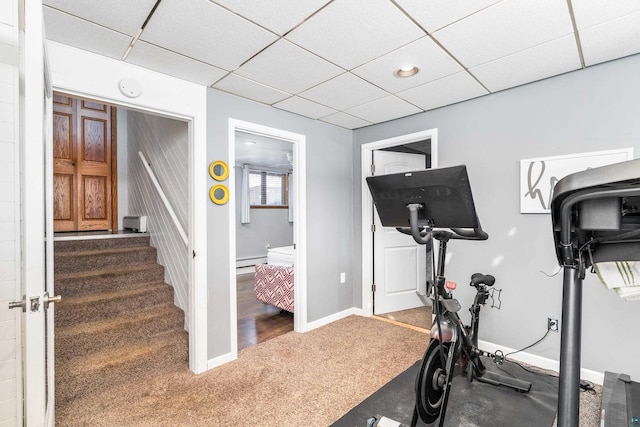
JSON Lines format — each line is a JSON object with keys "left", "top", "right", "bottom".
{"left": 49, "top": 90, "right": 206, "bottom": 372}
{"left": 228, "top": 119, "right": 308, "bottom": 356}
{"left": 46, "top": 41, "right": 209, "bottom": 373}
{"left": 360, "top": 129, "right": 438, "bottom": 316}
{"left": 21, "top": 0, "right": 50, "bottom": 423}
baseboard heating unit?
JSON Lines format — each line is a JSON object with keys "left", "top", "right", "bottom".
{"left": 123, "top": 216, "right": 147, "bottom": 233}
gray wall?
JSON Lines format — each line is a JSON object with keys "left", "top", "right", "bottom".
{"left": 354, "top": 53, "right": 640, "bottom": 378}
{"left": 234, "top": 167, "right": 293, "bottom": 261}
{"left": 207, "top": 89, "right": 353, "bottom": 359}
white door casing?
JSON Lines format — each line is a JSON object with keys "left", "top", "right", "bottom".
{"left": 227, "top": 118, "right": 307, "bottom": 361}
{"left": 20, "top": 0, "right": 55, "bottom": 424}
{"left": 372, "top": 150, "right": 428, "bottom": 314}
{"left": 361, "top": 129, "right": 438, "bottom": 317}
{"left": 46, "top": 42, "right": 208, "bottom": 374}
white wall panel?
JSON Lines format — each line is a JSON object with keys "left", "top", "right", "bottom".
{"left": 0, "top": 379, "right": 15, "bottom": 402}
{"left": 0, "top": 360, "right": 13, "bottom": 384}
{"left": 0, "top": 399, "right": 16, "bottom": 423}
{"left": 126, "top": 110, "right": 190, "bottom": 327}
{"left": 0, "top": 323, "right": 13, "bottom": 342}
{"left": 0, "top": 1, "right": 17, "bottom": 423}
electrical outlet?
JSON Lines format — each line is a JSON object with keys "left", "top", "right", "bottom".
{"left": 548, "top": 317, "right": 559, "bottom": 332}
{"left": 340, "top": 272, "right": 346, "bottom": 283}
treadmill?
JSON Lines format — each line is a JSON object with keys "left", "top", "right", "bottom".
{"left": 550, "top": 158, "right": 640, "bottom": 426}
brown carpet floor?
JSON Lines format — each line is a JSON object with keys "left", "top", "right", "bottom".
{"left": 56, "top": 313, "right": 603, "bottom": 426}
{"left": 56, "top": 315, "right": 428, "bottom": 426}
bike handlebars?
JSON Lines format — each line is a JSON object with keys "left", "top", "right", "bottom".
{"left": 395, "top": 203, "right": 488, "bottom": 245}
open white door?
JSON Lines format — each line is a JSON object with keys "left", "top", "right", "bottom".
{"left": 11, "top": 1, "right": 57, "bottom": 424}
{"left": 372, "top": 150, "right": 428, "bottom": 314}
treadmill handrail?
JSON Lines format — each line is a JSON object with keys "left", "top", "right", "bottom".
{"left": 558, "top": 186, "right": 640, "bottom": 265}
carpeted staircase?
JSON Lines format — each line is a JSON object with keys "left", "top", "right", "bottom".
{"left": 53, "top": 234, "right": 188, "bottom": 415}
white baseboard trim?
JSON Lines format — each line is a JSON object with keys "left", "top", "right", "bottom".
{"left": 206, "top": 351, "right": 237, "bottom": 371}
{"left": 236, "top": 256, "right": 266, "bottom": 268}
{"left": 478, "top": 339, "right": 605, "bottom": 385}
{"left": 236, "top": 266, "right": 255, "bottom": 275}
{"left": 305, "top": 307, "right": 359, "bottom": 332}
{"left": 351, "top": 307, "right": 370, "bottom": 317}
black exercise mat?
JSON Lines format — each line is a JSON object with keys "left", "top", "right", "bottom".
{"left": 332, "top": 357, "right": 558, "bottom": 427}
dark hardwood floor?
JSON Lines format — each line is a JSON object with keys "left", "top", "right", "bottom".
{"left": 237, "top": 272, "right": 294, "bottom": 351}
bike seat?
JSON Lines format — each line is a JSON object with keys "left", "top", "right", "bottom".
{"left": 470, "top": 273, "right": 495, "bottom": 287}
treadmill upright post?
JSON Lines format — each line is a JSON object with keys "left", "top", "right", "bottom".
{"left": 557, "top": 266, "right": 582, "bottom": 427}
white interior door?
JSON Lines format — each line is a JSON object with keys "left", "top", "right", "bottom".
{"left": 17, "top": 2, "right": 56, "bottom": 424}
{"left": 372, "top": 150, "right": 428, "bottom": 314}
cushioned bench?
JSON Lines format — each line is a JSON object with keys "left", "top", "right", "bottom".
{"left": 254, "top": 263, "right": 294, "bottom": 313}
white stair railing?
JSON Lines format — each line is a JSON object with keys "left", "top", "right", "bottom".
{"left": 138, "top": 151, "right": 188, "bottom": 246}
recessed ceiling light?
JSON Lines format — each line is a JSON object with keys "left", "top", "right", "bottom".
{"left": 394, "top": 66, "right": 419, "bottom": 78}
{"left": 244, "top": 141, "right": 256, "bottom": 145}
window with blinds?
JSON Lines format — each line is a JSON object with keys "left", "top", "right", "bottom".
{"left": 249, "top": 170, "right": 289, "bottom": 208}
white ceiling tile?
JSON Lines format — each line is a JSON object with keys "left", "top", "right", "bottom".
{"left": 299, "top": 72, "right": 389, "bottom": 111}
{"left": 285, "top": 0, "right": 424, "bottom": 70}
{"left": 471, "top": 35, "right": 581, "bottom": 93}
{"left": 43, "top": 0, "right": 157, "bottom": 36}
{"left": 571, "top": 0, "right": 640, "bottom": 30}
{"left": 394, "top": 0, "right": 501, "bottom": 32}
{"left": 433, "top": 0, "right": 574, "bottom": 68}
{"left": 43, "top": 7, "right": 132, "bottom": 60}
{"left": 235, "top": 40, "right": 343, "bottom": 94}
{"left": 213, "top": 74, "right": 291, "bottom": 105}
{"left": 273, "top": 96, "right": 338, "bottom": 119}
{"left": 211, "top": 0, "right": 331, "bottom": 35}
{"left": 344, "top": 96, "right": 422, "bottom": 124}
{"left": 319, "top": 112, "right": 372, "bottom": 129}
{"left": 0, "top": 20, "right": 15, "bottom": 44}
{"left": 40, "top": 1, "right": 640, "bottom": 125}
{"left": 579, "top": 12, "right": 640, "bottom": 66}
{"left": 235, "top": 131, "right": 293, "bottom": 170}
{"left": 140, "top": 0, "right": 278, "bottom": 71}
{"left": 396, "top": 72, "right": 488, "bottom": 111}
{"left": 352, "top": 36, "right": 462, "bottom": 93}
{"left": 125, "top": 41, "right": 228, "bottom": 87}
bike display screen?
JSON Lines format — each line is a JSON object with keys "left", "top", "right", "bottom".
{"left": 366, "top": 165, "right": 480, "bottom": 229}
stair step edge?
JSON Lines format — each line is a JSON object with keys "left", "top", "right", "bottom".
{"left": 55, "top": 304, "right": 184, "bottom": 338}
{"left": 54, "top": 263, "right": 164, "bottom": 281}
{"left": 56, "top": 329, "right": 187, "bottom": 376}
{"left": 59, "top": 282, "right": 173, "bottom": 306}
{"left": 54, "top": 246, "right": 156, "bottom": 258}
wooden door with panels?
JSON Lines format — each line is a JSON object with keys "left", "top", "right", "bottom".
{"left": 53, "top": 92, "right": 117, "bottom": 232}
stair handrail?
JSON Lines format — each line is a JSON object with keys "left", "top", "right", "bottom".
{"left": 138, "top": 151, "right": 188, "bottom": 246}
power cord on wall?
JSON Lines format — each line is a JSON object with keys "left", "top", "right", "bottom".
{"left": 493, "top": 330, "right": 598, "bottom": 395}
{"left": 503, "top": 329, "right": 551, "bottom": 359}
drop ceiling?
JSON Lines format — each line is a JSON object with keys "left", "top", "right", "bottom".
{"left": 43, "top": 0, "right": 640, "bottom": 130}
{"left": 235, "top": 131, "right": 293, "bottom": 170}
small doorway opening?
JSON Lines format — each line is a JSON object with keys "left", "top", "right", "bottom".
{"left": 361, "top": 129, "right": 438, "bottom": 320}
{"left": 234, "top": 131, "right": 295, "bottom": 350}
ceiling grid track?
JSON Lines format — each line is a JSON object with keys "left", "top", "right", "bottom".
{"left": 42, "top": 0, "right": 640, "bottom": 129}
{"left": 566, "top": 0, "right": 586, "bottom": 69}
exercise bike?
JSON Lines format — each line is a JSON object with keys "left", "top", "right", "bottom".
{"left": 401, "top": 206, "right": 531, "bottom": 426}
{"left": 366, "top": 166, "right": 531, "bottom": 427}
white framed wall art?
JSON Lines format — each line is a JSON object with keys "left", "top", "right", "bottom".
{"left": 520, "top": 148, "right": 634, "bottom": 213}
